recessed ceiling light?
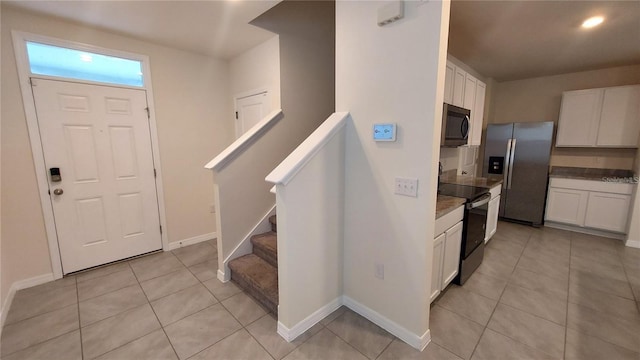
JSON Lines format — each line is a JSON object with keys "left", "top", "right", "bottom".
{"left": 582, "top": 16, "right": 604, "bottom": 29}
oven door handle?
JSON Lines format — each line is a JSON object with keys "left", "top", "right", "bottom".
{"left": 467, "top": 193, "right": 491, "bottom": 209}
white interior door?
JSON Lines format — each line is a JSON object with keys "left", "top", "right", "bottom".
{"left": 235, "top": 91, "right": 268, "bottom": 138}
{"left": 31, "top": 78, "right": 162, "bottom": 274}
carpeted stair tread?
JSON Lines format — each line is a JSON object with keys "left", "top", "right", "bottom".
{"left": 229, "top": 254, "right": 278, "bottom": 314}
{"left": 251, "top": 231, "right": 277, "bottom": 267}
{"left": 269, "top": 215, "right": 277, "bottom": 233}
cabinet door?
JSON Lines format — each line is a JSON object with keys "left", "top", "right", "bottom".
{"left": 485, "top": 195, "right": 500, "bottom": 242}
{"left": 545, "top": 187, "right": 588, "bottom": 226}
{"left": 463, "top": 74, "right": 477, "bottom": 111}
{"left": 585, "top": 192, "right": 631, "bottom": 232}
{"left": 444, "top": 62, "right": 455, "bottom": 105}
{"left": 442, "top": 221, "right": 463, "bottom": 288}
{"left": 431, "top": 233, "right": 445, "bottom": 303}
{"left": 469, "top": 81, "right": 486, "bottom": 146}
{"left": 596, "top": 86, "right": 640, "bottom": 147}
{"left": 556, "top": 89, "right": 603, "bottom": 147}
{"left": 452, "top": 67, "right": 466, "bottom": 107}
{"left": 457, "top": 146, "right": 477, "bottom": 176}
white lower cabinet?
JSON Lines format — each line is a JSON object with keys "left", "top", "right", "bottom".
{"left": 485, "top": 185, "right": 502, "bottom": 242}
{"left": 545, "top": 178, "right": 633, "bottom": 234}
{"left": 431, "top": 218, "right": 463, "bottom": 303}
{"left": 584, "top": 192, "right": 631, "bottom": 233}
{"left": 430, "top": 233, "right": 445, "bottom": 302}
{"left": 546, "top": 187, "right": 589, "bottom": 226}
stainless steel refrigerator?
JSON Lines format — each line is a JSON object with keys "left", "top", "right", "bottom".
{"left": 482, "top": 122, "right": 554, "bottom": 226}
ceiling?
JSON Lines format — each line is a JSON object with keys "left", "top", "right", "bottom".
{"left": 4, "top": 0, "right": 281, "bottom": 60}
{"left": 448, "top": 0, "right": 640, "bottom": 82}
{"left": 5, "top": 1, "right": 638, "bottom": 80}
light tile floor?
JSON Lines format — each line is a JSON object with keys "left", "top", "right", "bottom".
{"left": 1, "top": 222, "right": 639, "bottom": 359}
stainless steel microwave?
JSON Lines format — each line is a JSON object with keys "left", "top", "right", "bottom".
{"left": 441, "top": 103, "right": 470, "bottom": 147}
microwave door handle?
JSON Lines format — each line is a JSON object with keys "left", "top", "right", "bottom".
{"left": 507, "top": 138, "right": 516, "bottom": 190}
{"left": 503, "top": 139, "right": 512, "bottom": 189}
{"left": 461, "top": 115, "right": 470, "bottom": 139}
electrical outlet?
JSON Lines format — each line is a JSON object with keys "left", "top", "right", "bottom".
{"left": 374, "top": 263, "right": 384, "bottom": 279}
{"left": 209, "top": 204, "right": 216, "bottom": 213}
{"left": 394, "top": 177, "right": 418, "bottom": 197}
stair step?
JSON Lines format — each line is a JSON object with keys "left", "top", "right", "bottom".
{"left": 229, "top": 254, "right": 278, "bottom": 314}
{"left": 251, "top": 231, "right": 277, "bottom": 267}
{"left": 269, "top": 215, "right": 277, "bottom": 233}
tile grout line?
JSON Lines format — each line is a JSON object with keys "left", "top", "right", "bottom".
{"left": 467, "top": 229, "right": 531, "bottom": 359}
{"left": 322, "top": 314, "right": 383, "bottom": 360}
{"left": 129, "top": 260, "right": 180, "bottom": 360}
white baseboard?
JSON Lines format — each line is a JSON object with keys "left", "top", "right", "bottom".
{"left": 167, "top": 232, "right": 217, "bottom": 251}
{"left": 1, "top": 273, "right": 54, "bottom": 332}
{"left": 625, "top": 239, "right": 640, "bottom": 248}
{"left": 277, "top": 296, "right": 343, "bottom": 342}
{"left": 217, "top": 269, "right": 230, "bottom": 283}
{"left": 218, "top": 205, "right": 276, "bottom": 281}
{"left": 343, "top": 296, "right": 431, "bottom": 351}
{"left": 544, "top": 222, "right": 626, "bottom": 240}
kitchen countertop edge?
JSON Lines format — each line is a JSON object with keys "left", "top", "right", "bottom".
{"left": 436, "top": 195, "right": 466, "bottom": 219}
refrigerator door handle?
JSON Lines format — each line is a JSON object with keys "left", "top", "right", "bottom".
{"left": 503, "top": 139, "right": 512, "bottom": 189}
{"left": 507, "top": 138, "right": 517, "bottom": 189}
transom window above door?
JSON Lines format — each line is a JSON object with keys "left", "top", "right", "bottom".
{"left": 26, "top": 41, "right": 144, "bottom": 87}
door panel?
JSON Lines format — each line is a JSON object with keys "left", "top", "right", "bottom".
{"left": 503, "top": 122, "right": 553, "bottom": 224}
{"left": 32, "top": 78, "right": 161, "bottom": 274}
{"left": 236, "top": 91, "right": 268, "bottom": 138}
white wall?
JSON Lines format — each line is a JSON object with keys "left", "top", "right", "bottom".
{"left": 489, "top": 64, "right": 640, "bottom": 169}
{"left": 214, "top": 0, "right": 334, "bottom": 277}
{"left": 275, "top": 124, "right": 345, "bottom": 333}
{"left": 1, "top": 5, "right": 233, "bottom": 308}
{"left": 230, "top": 35, "right": 281, "bottom": 114}
{"left": 626, "top": 147, "right": 640, "bottom": 247}
{"left": 337, "top": 0, "right": 449, "bottom": 349}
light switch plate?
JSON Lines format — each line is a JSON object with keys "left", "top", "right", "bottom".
{"left": 395, "top": 177, "right": 418, "bottom": 197}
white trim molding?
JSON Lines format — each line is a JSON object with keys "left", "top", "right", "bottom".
{"left": 266, "top": 112, "right": 349, "bottom": 186}
{"left": 205, "top": 109, "right": 283, "bottom": 171}
{"left": 216, "top": 205, "right": 276, "bottom": 282}
{"left": 544, "top": 222, "right": 626, "bottom": 241}
{"left": 278, "top": 297, "right": 343, "bottom": 342}
{"left": 10, "top": 31, "right": 169, "bottom": 279}
{"left": 343, "top": 296, "right": 431, "bottom": 351}
{"left": 166, "top": 232, "right": 217, "bottom": 251}
{"left": 625, "top": 239, "right": 640, "bottom": 248}
{"left": 1, "top": 273, "right": 55, "bottom": 332}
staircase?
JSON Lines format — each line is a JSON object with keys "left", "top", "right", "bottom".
{"left": 228, "top": 215, "right": 279, "bottom": 314}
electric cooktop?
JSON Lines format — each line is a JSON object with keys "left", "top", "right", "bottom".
{"left": 438, "top": 183, "right": 489, "bottom": 201}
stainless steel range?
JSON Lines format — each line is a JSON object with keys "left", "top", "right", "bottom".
{"left": 438, "top": 183, "right": 491, "bottom": 285}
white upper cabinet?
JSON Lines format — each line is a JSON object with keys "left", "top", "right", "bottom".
{"left": 556, "top": 85, "right": 640, "bottom": 148}
{"left": 452, "top": 67, "right": 466, "bottom": 107}
{"left": 444, "top": 60, "right": 486, "bottom": 146}
{"left": 444, "top": 62, "right": 455, "bottom": 105}
{"left": 469, "top": 82, "right": 486, "bottom": 146}
{"left": 596, "top": 86, "right": 640, "bottom": 147}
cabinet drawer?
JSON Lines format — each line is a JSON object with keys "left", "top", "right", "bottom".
{"left": 549, "top": 177, "right": 634, "bottom": 194}
{"left": 435, "top": 205, "right": 464, "bottom": 236}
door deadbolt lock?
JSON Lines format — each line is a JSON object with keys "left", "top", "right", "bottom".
{"left": 50, "top": 167, "right": 62, "bottom": 182}
{"left": 53, "top": 188, "right": 64, "bottom": 195}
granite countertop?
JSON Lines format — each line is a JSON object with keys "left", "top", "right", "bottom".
{"left": 549, "top": 166, "right": 636, "bottom": 181}
{"left": 436, "top": 195, "right": 466, "bottom": 219}
{"left": 439, "top": 170, "right": 503, "bottom": 189}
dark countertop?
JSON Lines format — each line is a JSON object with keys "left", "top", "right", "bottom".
{"left": 440, "top": 170, "right": 503, "bottom": 189}
{"left": 436, "top": 195, "right": 466, "bottom": 219}
{"left": 549, "top": 166, "right": 635, "bottom": 181}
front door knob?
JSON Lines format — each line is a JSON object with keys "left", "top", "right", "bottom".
{"left": 53, "top": 188, "right": 64, "bottom": 195}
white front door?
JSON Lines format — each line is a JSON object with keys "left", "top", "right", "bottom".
{"left": 31, "top": 78, "right": 162, "bottom": 274}
{"left": 235, "top": 91, "right": 269, "bottom": 138}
